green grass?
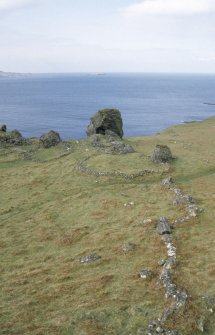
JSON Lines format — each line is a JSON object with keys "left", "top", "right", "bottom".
{"left": 1, "top": 118, "right": 215, "bottom": 334}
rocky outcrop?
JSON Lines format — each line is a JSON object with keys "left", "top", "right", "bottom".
{"left": 0, "top": 129, "right": 26, "bottom": 145}
{"left": 0, "top": 124, "right": 7, "bottom": 132}
{"left": 39, "top": 130, "right": 62, "bottom": 148}
{"left": 86, "top": 109, "right": 123, "bottom": 138}
{"left": 152, "top": 145, "right": 173, "bottom": 163}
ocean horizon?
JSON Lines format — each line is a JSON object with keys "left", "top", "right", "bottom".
{"left": 1, "top": 72, "right": 215, "bottom": 140}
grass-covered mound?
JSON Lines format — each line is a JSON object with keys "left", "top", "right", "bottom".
{"left": 0, "top": 117, "right": 215, "bottom": 335}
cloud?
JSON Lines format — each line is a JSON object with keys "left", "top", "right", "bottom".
{"left": 122, "top": 0, "right": 215, "bottom": 17}
{"left": 0, "top": 0, "right": 37, "bottom": 12}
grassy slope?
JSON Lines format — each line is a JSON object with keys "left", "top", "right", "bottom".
{"left": 0, "top": 118, "right": 215, "bottom": 335}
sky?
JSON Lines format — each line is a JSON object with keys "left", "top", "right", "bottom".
{"left": 1, "top": 0, "right": 215, "bottom": 73}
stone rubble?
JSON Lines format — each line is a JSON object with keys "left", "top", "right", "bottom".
{"left": 139, "top": 269, "right": 153, "bottom": 279}
{"left": 142, "top": 176, "right": 207, "bottom": 334}
{"left": 77, "top": 155, "right": 170, "bottom": 180}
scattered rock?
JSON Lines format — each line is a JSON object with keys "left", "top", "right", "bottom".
{"left": 86, "top": 108, "right": 124, "bottom": 138}
{"left": 122, "top": 242, "right": 136, "bottom": 253}
{"left": 139, "top": 268, "right": 153, "bottom": 279}
{"left": 164, "top": 257, "right": 176, "bottom": 269}
{"left": 143, "top": 218, "right": 152, "bottom": 224}
{"left": 157, "top": 217, "right": 171, "bottom": 235}
{"left": 0, "top": 124, "right": 7, "bottom": 132}
{"left": 89, "top": 133, "right": 135, "bottom": 154}
{"left": 186, "top": 204, "right": 203, "bottom": 217}
{"left": 173, "top": 216, "right": 189, "bottom": 224}
{"left": 39, "top": 130, "right": 62, "bottom": 148}
{"left": 166, "top": 243, "right": 176, "bottom": 257}
{"left": 161, "top": 303, "right": 177, "bottom": 323}
{"left": 156, "top": 326, "right": 164, "bottom": 333}
{"left": 196, "top": 319, "right": 205, "bottom": 332}
{"left": 173, "top": 193, "right": 194, "bottom": 206}
{"left": 161, "top": 234, "right": 173, "bottom": 244}
{"left": 162, "top": 176, "right": 174, "bottom": 187}
{"left": 79, "top": 254, "right": 101, "bottom": 264}
{"left": 158, "top": 259, "right": 167, "bottom": 266}
{"left": 151, "top": 145, "right": 173, "bottom": 163}
{"left": 107, "top": 140, "right": 135, "bottom": 154}
{"left": 124, "top": 201, "right": 135, "bottom": 207}
{"left": 148, "top": 320, "right": 157, "bottom": 329}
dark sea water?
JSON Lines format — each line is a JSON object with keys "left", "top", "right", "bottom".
{"left": 0, "top": 73, "right": 215, "bottom": 140}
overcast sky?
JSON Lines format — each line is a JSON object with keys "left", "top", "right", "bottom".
{"left": 1, "top": 0, "right": 215, "bottom": 73}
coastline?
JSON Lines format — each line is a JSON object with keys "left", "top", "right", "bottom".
{"left": 1, "top": 73, "right": 215, "bottom": 139}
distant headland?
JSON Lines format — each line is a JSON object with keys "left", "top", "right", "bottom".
{"left": 0, "top": 70, "right": 31, "bottom": 78}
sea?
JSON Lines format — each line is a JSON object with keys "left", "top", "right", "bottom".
{"left": 0, "top": 73, "right": 215, "bottom": 140}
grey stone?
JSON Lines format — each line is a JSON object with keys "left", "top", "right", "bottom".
{"left": 86, "top": 109, "right": 123, "bottom": 138}
{"left": 39, "top": 130, "right": 61, "bottom": 148}
{"left": 164, "top": 257, "right": 176, "bottom": 269}
{"left": 173, "top": 216, "right": 189, "bottom": 224}
{"left": 158, "top": 259, "right": 167, "bottom": 266}
{"left": 186, "top": 204, "right": 203, "bottom": 217}
{"left": 122, "top": 242, "right": 136, "bottom": 253}
{"left": 151, "top": 145, "right": 173, "bottom": 163}
{"left": 173, "top": 193, "right": 194, "bottom": 206}
{"left": 197, "top": 319, "right": 205, "bottom": 332}
{"left": 108, "top": 140, "right": 135, "bottom": 154}
{"left": 161, "top": 234, "right": 173, "bottom": 243}
{"left": 161, "top": 303, "right": 177, "bottom": 323}
{"left": 162, "top": 176, "right": 174, "bottom": 187}
{"left": 79, "top": 254, "right": 101, "bottom": 264}
{"left": 148, "top": 321, "right": 157, "bottom": 329}
{"left": 157, "top": 217, "right": 171, "bottom": 235}
{"left": 139, "top": 268, "right": 153, "bottom": 279}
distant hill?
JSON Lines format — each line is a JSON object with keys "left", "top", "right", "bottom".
{"left": 0, "top": 70, "right": 30, "bottom": 78}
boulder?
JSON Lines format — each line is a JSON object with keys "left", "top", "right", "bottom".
{"left": 151, "top": 145, "right": 173, "bottom": 163}
{"left": 39, "top": 130, "right": 61, "bottom": 148}
{"left": 0, "top": 124, "right": 7, "bottom": 132}
{"left": 0, "top": 129, "right": 26, "bottom": 145}
{"left": 157, "top": 217, "right": 171, "bottom": 235}
{"left": 86, "top": 109, "right": 123, "bottom": 138}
